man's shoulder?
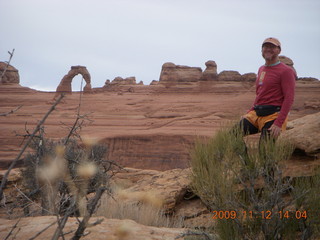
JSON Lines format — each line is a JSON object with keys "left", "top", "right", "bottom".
{"left": 278, "top": 62, "right": 296, "bottom": 75}
{"left": 278, "top": 62, "right": 292, "bottom": 70}
{"left": 277, "top": 63, "right": 297, "bottom": 81}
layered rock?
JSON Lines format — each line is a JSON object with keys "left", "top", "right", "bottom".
{"left": 218, "top": 70, "right": 242, "bottom": 81}
{"left": 103, "top": 135, "right": 194, "bottom": 171}
{"left": 105, "top": 76, "right": 137, "bottom": 86}
{"left": 111, "top": 168, "right": 191, "bottom": 214}
{"left": 159, "top": 62, "right": 202, "bottom": 85}
{"left": 55, "top": 66, "right": 92, "bottom": 95}
{"left": 242, "top": 73, "right": 257, "bottom": 82}
{"left": 200, "top": 60, "right": 218, "bottom": 81}
{"left": 0, "top": 62, "right": 20, "bottom": 84}
{"left": 150, "top": 80, "right": 159, "bottom": 85}
{"left": 297, "top": 77, "right": 319, "bottom": 82}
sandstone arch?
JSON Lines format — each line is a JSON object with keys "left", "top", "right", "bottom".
{"left": 55, "top": 66, "right": 92, "bottom": 95}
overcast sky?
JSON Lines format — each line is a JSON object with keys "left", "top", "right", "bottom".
{"left": 1, "top": 0, "right": 319, "bottom": 91}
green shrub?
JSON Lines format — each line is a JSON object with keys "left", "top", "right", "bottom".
{"left": 190, "top": 124, "right": 319, "bottom": 239}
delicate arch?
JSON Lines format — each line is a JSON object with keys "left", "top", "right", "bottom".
{"left": 55, "top": 66, "right": 92, "bottom": 95}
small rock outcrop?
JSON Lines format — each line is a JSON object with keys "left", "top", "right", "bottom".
{"left": 55, "top": 66, "right": 92, "bottom": 95}
{"left": 242, "top": 73, "right": 257, "bottom": 82}
{"left": 279, "top": 55, "right": 297, "bottom": 77}
{"left": 218, "top": 70, "right": 242, "bottom": 81}
{"left": 150, "top": 80, "right": 159, "bottom": 85}
{"left": 0, "top": 62, "right": 20, "bottom": 84}
{"left": 105, "top": 76, "right": 137, "bottom": 86}
{"left": 201, "top": 60, "right": 218, "bottom": 81}
{"left": 159, "top": 62, "right": 202, "bottom": 85}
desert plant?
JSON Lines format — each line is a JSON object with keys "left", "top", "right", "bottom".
{"left": 190, "top": 124, "right": 318, "bottom": 239}
{"left": 289, "top": 170, "right": 320, "bottom": 239}
{"left": 21, "top": 135, "right": 111, "bottom": 216}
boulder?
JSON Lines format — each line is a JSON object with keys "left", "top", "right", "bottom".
{"left": 283, "top": 112, "right": 320, "bottom": 156}
{"left": 159, "top": 62, "right": 202, "bottom": 85}
{"left": 279, "top": 55, "right": 297, "bottom": 77}
{"left": 218, "top": 70, "right": 242, "bottom": 81}
{"left": 279, "top": 55, "right": 294, "bottom": 67}
{"left": 201, "top": 60, "right": 218, "bottom": 81}
{"left": 111, "top": 167, "right": 160, "bottom": 189}
{"left": 111, "top": 168, "right": 192, "bottom": 214}
{"left": 0, "top": 216, "right": 185, "bottom": 240}
{"left": 0, "top": 62, "right": 20, "bottom": 84}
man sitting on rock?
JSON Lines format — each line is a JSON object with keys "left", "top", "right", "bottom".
{"left": 238, "top": 37, "right": 296, "bottom": 141}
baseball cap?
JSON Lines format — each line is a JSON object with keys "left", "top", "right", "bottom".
{"left": 262, "top": 37, "right": 281, "bottom": 49}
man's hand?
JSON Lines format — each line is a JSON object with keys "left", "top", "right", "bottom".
{"left": 268, "top": 124, "right": 281, "bottom": 138}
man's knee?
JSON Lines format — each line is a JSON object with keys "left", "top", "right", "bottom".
{"left": 240, "top": 118, "right": 258, "bottom": 135}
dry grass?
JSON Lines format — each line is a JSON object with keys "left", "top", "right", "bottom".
{"left": 95, "top": 185, "right": 184, "bottom": 228}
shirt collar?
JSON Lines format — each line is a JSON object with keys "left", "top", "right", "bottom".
{"left": 265, "top": 61, "right": 281, "bottom": 67}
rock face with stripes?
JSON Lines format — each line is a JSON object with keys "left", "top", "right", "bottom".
{"left": 159, "top": 62, "right": 203, "bottom": 86}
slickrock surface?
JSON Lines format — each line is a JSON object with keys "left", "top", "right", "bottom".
{"left": 0, "top": 216, "right": 185, "bottom": 240}
{"left": 0, "top": 80, "right": 319, "bottom": 170}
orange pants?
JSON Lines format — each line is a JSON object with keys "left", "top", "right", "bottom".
{"left": 244, "top": 110, "right": 288, "bottom": 131}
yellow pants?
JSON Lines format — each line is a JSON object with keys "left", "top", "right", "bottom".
{"left": 244, "top": 110, "right": 288, "bottom": 131}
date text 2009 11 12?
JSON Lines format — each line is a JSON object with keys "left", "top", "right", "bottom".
{"left": 212, "top": 210, "right": 307, "bottom": 220}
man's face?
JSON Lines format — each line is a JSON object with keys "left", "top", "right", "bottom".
{"left": 262, "top": 43, "right": 281, "bottom": 61}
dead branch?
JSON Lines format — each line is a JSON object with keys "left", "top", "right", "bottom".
{"left": 4, "top": 218, "right": 21, "bottom": 240}
{"left": 0, "top": 93, "right": 65, "bottom": 201}
{"left": 0, "top": 49, "right": 15, "bottom": 82}
{"left": 71, "top": 186, "right": 107, "bottom": 240}
{"left": 0, "top": 105, "right": 22, "bottom": 116}
{"left": 28, "top": 221, "right": 56, "bottom": 240}
{"left": 14, "top": 184, "right": 52, "bottom": 215}
{"left": 51, "top": 198, "right": 77, "bottom": 240}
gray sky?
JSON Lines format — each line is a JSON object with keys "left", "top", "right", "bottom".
{"left": 1, "top": 0, "right": 319, "bottom": 91}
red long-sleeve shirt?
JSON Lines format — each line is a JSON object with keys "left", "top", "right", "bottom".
{"left": 252, "top": 62, "right": 296, "bottom": 127}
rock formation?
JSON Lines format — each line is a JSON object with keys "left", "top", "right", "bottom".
{"left": 297, "top": 77, "right": 319, "bottom": 82}
{"left": 158, "top": 61, "right": 259, "bottom": 85}
{"left": 0, "top": 62, "right": 20, "bottom": 84}
{"left": 279, "top": 55, "right": 297, "bottom": 77}
{"left": 200, "top": 60, "right": 218, "bottom": 81}
{"left": 55, "top": 66, "right": 92, "bottom": 95}
{"left": 150, "top": 80, "right": 159, "bottom": 85}
{"left": 218, "top": 70, "right": 242, "bottom": 81}
{"left": 111, "top": 168, "right": 191, "bottom": 214}
{"left": 283, "top": 112, "right": 320, "bottom": 157}
{"left": 241, "top": 73, "right": 257, "bottom": 82}
{"left": 105, "top": 76, "right": 137, "bottom": 86}
{"left": 159, "top": 62, "right": 202, "bottom": 85}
